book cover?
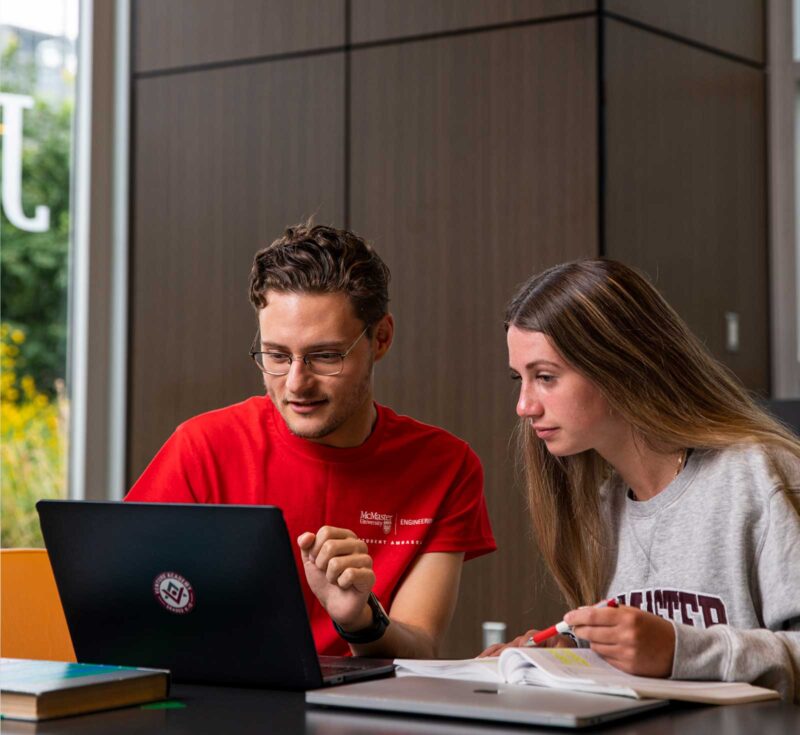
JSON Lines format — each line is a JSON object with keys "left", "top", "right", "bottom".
{"left": 0, "top": 658, "right": 170, "bottom": 721}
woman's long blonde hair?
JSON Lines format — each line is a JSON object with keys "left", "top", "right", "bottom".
{"left": 504, "top": 259, "right": 800, "bottom": 609}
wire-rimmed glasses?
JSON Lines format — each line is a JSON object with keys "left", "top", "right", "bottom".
{"left": 249, "top": 326, "right": 369, "bottom": 376}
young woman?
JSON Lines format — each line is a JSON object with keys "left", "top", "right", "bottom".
{"left": 486, "top": 259, "right": 800, "bottom": 702}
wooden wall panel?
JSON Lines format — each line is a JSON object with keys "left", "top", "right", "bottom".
{"left": 350, "top": 19, "right": 598, "bottom": 657}
{"left": 351, "top": 0, "right": 594, "bottom": 43}
{"left": 605, "top": 19, "right": 768, "bottom": 393}
{"left": 134, "top": 0, "right": 345, "bottom": 73}
{"left": 127, "top": 1, "right": 769, "bottom": 661}
{"left": 605, "top": 0, "right": 764, "bottom": 63}
{"left": 129, "top": 55, "right": 344, "bottom": 484}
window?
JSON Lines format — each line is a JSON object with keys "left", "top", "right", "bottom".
{"left": 1, "top": 0, "right": 79, "bottom": 546}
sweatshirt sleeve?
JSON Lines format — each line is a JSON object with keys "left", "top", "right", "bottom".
{"left": 671, "top": 622, "right": 800, "bottom": 701}
{"left": 671, "top": 485, "right": 800, "bottom": 702}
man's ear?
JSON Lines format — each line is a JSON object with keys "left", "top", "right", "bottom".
{"left": 372, "top": 314, "right": 394, "bottom": 362}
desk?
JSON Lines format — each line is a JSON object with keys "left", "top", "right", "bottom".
{"left": 3, "top": 683, "right": 797, "bottom": 734}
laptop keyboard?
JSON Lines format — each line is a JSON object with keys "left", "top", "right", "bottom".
{"left": 319, "top": 655, "right": 372, "bottom": 676}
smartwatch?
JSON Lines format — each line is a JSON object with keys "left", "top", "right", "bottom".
{"left": 333, "top": 593, "right": 390, "bottom": 644}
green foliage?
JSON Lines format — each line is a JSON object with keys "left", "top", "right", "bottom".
{"left": 1, "top": 35, "right": 35, "bottom": 93}
{"left": 1, "top": 33, "right": 72, "bottom": 395}
{"left": 1, "top": 34, "right": 72, "bottom": 547}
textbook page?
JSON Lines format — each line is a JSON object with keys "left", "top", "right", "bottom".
{"left": 394, "top": 650, "right": 634, "bottom": 691}
{"left": 395, "top": 650, "right": 780, "bottom": 704}
{"left": 499, "top": 648, "right": 638, "bottom": 697}
{"left": 393, "top": 657, "right": 501, "bottom": 683}
{"left": 498, "top": 649, "right": 780, "bottom": 704}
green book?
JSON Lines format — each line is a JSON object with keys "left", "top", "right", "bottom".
{"left": 0, "top": 658, "right": 170, "bottom": 721}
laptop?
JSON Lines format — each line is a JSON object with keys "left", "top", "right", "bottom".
{"left": 36, "top": 500, "right": 395, "bottom": 689}
{"left": 306, "top": 676, "right": 668, "bottom": 729}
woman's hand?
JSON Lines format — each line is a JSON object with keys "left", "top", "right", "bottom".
{"left": 563, "top": 604, "right": 675, "bottom": 677}
{"left": 477, "top": 630, "right": 574, "bottom": 658}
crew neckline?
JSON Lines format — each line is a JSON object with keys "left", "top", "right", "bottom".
{"left": 265, "top": 395, "right": 386, "bottom": 463}
{"left": 622, "top": 449, "right": 703, "bottom": 518}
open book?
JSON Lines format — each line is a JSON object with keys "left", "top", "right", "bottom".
{"left": 394, "top": 648, "right": 779, "bottom": 705}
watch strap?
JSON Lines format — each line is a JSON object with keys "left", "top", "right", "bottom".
{"left": 332, "top": 593, "right": 390, "bottom": 644}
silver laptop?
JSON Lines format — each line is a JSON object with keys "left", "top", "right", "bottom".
{"left": 306, "top": 676, "right": 667, "bottom": 729}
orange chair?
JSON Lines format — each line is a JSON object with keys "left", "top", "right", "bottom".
{"left": 1, "top": 548, "right": 76, "bottom": 661}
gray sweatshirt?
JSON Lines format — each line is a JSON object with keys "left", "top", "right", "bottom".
{"left": 601, "top": 444, "right": 800, "bottom": 701}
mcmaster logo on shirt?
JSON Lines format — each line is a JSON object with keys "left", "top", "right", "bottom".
{"left": 615, "top": 588, "right": 728, "bottom": 628}
{"left": 359, "top": 511, "right": 436, "bottom": 536}
{"left": 360, "top": 510, "right": 393, "bottom": 534}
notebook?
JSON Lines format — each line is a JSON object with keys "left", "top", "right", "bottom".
{"left": 306, "top": 676, "right": 668, "bottom": 729}
{"left": 36, "top": 500, "right": 394, "bottom": 689}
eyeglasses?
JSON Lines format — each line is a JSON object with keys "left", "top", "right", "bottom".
{"left": 250, "top": 326, "right": 369, "bottom": 376}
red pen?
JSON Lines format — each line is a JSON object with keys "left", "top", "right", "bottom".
{"left": 524, "top": 598, "right": 619, "bottom": 647}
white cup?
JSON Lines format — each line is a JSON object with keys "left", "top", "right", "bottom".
{"left": 481, "top": 621, "right": 506, "bottom": 649}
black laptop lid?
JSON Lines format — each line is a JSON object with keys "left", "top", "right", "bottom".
{"left": 37, "top": 500, "right": 324, "bottom": 689}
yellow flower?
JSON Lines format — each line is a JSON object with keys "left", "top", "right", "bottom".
{"left": 1, "top": 321, "right": 68, "bottom": 547}
{"left": 21, "top": 375, "right": 37, "bottom": 397}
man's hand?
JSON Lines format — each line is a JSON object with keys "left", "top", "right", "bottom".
{"left": 563, "top": 605, "right": 675, "bottom": 677}
{"left": 297, "top": 526, "right": 375, "bottom": 631}
{"left": 478, "top": 631, "right": 574, "bottom": 658}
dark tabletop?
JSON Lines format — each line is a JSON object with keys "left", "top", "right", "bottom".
{"left": 4, "top": 683, "right": 798, "bottom": 735}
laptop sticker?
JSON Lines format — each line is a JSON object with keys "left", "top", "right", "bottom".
{"left": 153, "top": 571, "right": 196, "bottom": 614}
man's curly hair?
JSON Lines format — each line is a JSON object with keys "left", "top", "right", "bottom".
{"left": 248, "top": 223, "right": 391, "bottom": 329}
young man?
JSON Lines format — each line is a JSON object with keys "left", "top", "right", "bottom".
{"left": 126, "top": 224, "right": 496, "bottom": 658}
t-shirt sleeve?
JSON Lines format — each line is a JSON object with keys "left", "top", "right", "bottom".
{"left": 124, "top": 423, "right": 207, "bottom": 504}
{"left": 419, "top": 444, "right": 496, "bottom": 561}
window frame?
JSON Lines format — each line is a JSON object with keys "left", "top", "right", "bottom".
{"left": 68, "top": 0, "right": 130, "bottom": 500}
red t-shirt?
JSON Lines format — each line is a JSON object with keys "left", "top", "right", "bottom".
{"left": 125, "top": 396, "right": 496, "bottom": 655}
